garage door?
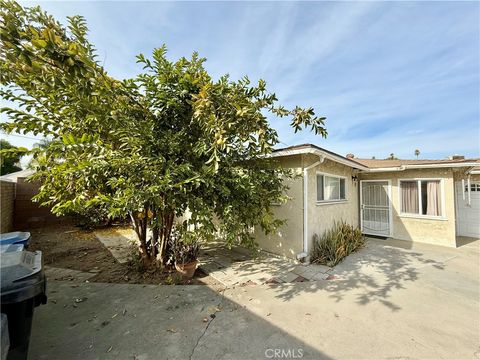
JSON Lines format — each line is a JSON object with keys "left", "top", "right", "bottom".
{"left": 455, "top": 182, "right": 480, "bottom": 238}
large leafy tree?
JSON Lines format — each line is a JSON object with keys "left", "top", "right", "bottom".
{"left": 0, "top": 1, "right": 327, "bottom": 266}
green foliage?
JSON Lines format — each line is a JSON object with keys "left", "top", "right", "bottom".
{"left": 168, "top": 226, "right": 200, "bottom": 265}
{"left": 310, "top": 221, "right": 365, "bottom": 267}
{"left": 165, "top": 273, "right": 183, "bottom": 285}
{"left": 27, "top": 138, "right": 54, "bottom": 169}
{"left": 127, "top": 244, "right": 147, "bottom": 273}
{"left": 386, "top": 153, "right": 398, "bottom": 160}
{"left": 0, "top": 1, "right": 327, "bottom": 265}
{"left": 73, "top": 205, "right": 110, "bottom": 229}
{"left": 0, "top": 139, "right": 23, "bottom": 175}
{"left": 27, "top": 138, "right": 112, "bottom": 227}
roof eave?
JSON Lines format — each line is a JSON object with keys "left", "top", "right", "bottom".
{"left": 365, "top": 162, "right": 480, "bottom": 172}
{"left": 267, "top": 147, "right": 369, "bottom": 170}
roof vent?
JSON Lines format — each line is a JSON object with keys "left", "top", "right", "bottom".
{"left": 346, "top": 153, "right": 355, "bottom": 159}
{"left": 451, "top": 155, "right": 465, "bottom": 160}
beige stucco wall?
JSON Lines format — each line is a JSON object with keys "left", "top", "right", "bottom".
{"left": 254, "top": 155, "right": 474, "bottom": 255}
{"left": 254, "top": 155, "right": 304, "bottom": 259}
{"left": 359, "top": 168, "right": 457, "bottom": 247}
{"left": 255, "top": 154, "right": 361, "bottom": 259}
{"left": 305, "top": 155, "right": 360, "bottom": 253}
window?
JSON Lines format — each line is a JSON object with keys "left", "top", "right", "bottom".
{"left": 317, "top": 174, "right": 346, "bottom": 202}
{"left": 400, "top": 180, "right": 442, "bottom": 217}
{"left": 465, "top": 183, "right": 480, "bottom": 192}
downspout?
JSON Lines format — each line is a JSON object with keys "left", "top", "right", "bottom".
{"left": 462, "top": 167, "right": 474, "bottom": 205}
{"left": 467, "top": 175, "right": 471, "bottom": 206}
{"left": 301, "top": 155, "right": 325, "bottom": 261}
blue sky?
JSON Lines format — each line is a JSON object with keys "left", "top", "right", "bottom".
{"left": 3, "top": 1, "right": 480, "bottom": 161}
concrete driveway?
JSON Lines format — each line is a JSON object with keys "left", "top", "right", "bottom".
{"left": 29, "top": 238, "right": 480, "bottom": 359}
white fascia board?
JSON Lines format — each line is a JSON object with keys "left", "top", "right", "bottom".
{"left": 403, "top": 162, "right": 480, "bottom": 169}
{"left": 367, "top": 162, "right": 480, "bottom": 172}
{"left": 268, "top": 148, "right": 369, "bottom": 171}
{"left": 266, "top": 148, "right": 312, "bottom": 158}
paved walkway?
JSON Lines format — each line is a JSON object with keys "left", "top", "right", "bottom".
{"left": 44, "top": 266, "right": 98, "bottom": 283}
{"left": 92, "top": 229, "right": 335, "bottom": 284}
{"left": 199, "top": 242, "right": 333, "bottom": 286}
{"left": 199, "top": 237, "right": 478, "bottom": 289}
{"left": 91, "top": 227, "right": 479, "bottom": 296}
{"left": 94, "top": 228, "right": 138, "bottom": 264}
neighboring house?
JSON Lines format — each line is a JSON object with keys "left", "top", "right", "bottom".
{"left": 255, "top": 144, "right": 480, "bottom": 260}
{"left": 0, "top": 169, "right": 35, "bottom": 182}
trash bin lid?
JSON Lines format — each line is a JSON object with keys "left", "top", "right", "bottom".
{"left": 0, "top": 232, "right": 31, "bottom": 246}
{"left": 0, "top": 244, "right": 24, "bottom": 253}
{"left": 1, "top": 251, "right": 45, "bottom": 304}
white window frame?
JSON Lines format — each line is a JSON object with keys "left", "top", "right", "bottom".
{"left": 316, "top": 172, "right": 347, "bottom": 204}
{"left": 398, "top": 178, "right": 446, "bottom": 220}
{"left": 465, "top": 183, "right": 480, "bottom": 192}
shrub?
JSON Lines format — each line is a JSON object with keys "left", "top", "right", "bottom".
{"left": 168, "top": 226, "right": 200, "bottom": 265}
{"left": 74, "top": 206, "right": 111, "bottom": 229}
{"left": 127, "top": 244, "right": 147, "bottom": 273}
{"left": 310, "top": 221, "right": 365, "bottom": 267}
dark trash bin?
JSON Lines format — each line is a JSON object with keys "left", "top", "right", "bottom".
{"left": 0, "top": 233, "right": 31, "bottom": 247}
{"left": 1, "top": 313, "right": 9, "bottom": 360}
{"left": 1, "top": 251, "right": 47, "bottom": 360}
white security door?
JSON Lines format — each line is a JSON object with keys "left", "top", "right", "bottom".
{"left": 455, "top": 182, "right": 480, "bottom": 238}
{"left": 361, "top": 181, "right": 391, "bottom": 237}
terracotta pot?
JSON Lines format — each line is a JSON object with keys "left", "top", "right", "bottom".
{"left": 175, "top": 260, "right": 198, "bottom": 279}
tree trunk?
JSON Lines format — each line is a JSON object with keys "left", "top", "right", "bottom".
{"left": 158, "top": 211, "right": 175, "bottom": 266}
{"left": 130, "top": 210, "right": 154, "bottom": 266}
{"left": 130, "top": 208, "right": 175, "bottom": 268}
{"left": 151, "top": 209, "right": 159, "bottom": 259}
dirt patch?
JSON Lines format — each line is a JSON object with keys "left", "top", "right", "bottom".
{"left": 29, "top": 225, "right": 219, "bottom": 286}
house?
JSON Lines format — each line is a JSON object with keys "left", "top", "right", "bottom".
{"left": 255, "top": 144, "right": 480, "bottom": 260}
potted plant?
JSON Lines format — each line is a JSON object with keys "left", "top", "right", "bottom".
{"left": 170, "top": 227, "right": 200, "bottom": 279}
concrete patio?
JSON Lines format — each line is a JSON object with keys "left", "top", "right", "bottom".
{"left": 199, "top": 242, "right": 333, "bottom": 286}
{"left": 28, "top": 236, "right": 480, "bottom": 360}
{"left": 198, "top": 236, "right": 474, "bottom": 289}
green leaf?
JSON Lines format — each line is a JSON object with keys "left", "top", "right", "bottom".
{"left": 32, "top": 39, "right": 47, "bottom": 48}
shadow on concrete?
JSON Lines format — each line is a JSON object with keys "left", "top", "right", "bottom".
{"left": 29, "top": 281, "right": 332, "bottom": 360}
{"left": 201, "top": 238, "right": 450, "bottom": 312}
{"left": 456, "top": 236, "right": 480, "bottom": 248}
{"left": 200, "top": 242, "right": 302, "bottom": 286}
{"left": 269, "top": 238, "right": 448, "bottom": 311}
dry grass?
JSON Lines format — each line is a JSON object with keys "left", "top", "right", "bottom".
{"left": 28, "top": 225, "right": 219, "bottom": 286}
